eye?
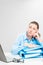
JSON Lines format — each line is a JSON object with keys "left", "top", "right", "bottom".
{"left": 33, "top": 28, "right": 36, "bottom": 30}
{"left": 29, "top": 26, "right": 32, "bottom": 28}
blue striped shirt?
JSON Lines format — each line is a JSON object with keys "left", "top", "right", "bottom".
{"left": 11, "top": 32, "right": 43, "bottom": 56}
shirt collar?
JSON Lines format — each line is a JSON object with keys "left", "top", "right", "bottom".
{"left": 23, "top": 32, "right": 27, "bottom": 40}
{"left": 24, "top": 32, "right": 35, "bottom": 41}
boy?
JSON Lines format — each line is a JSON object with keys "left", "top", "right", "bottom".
{"left": 11, "top": 21, "right": 43, "bottom": 58}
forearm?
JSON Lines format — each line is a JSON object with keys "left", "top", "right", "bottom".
{"left": 24, "top": 43, "right": 38, "bottom": 48}
{"left": 11, "top": 45, "right": 24, "bottom": 55}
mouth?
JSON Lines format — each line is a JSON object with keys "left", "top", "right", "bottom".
{"left": 29, "top": 32, "right": 32, "bottom": 34}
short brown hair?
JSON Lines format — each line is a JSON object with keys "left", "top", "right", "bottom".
{"left": 29, "top": 21, "right": 39, "bottom": 29}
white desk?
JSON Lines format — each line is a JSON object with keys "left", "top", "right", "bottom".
{"left": 0, "top": 58, "right": 43, "bottom": 65}
{"left": 0, "top": 52, "right": 43, "bottom": 65}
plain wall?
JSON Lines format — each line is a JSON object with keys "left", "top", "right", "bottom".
{"left": 0, "top": 0, "right": 43, "bottom": 52}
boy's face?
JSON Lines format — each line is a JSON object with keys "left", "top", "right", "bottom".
{"left": 27, "top": 23, "right": 38, "bottom": 37}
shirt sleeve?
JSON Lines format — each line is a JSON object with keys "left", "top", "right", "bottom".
{"left": 11, "top": 35, "right": 24, "bottom": 55}
{"left": 33, "top": 39, "right": 43, "bottom": 50}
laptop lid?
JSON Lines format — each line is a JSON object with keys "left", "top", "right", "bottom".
{"left": 0, "top": 44, "right": 7, "bottom": 62}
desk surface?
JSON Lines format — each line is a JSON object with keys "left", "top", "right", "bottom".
{"left": 0, "top": 52, "right": 43, "bottom": 65}
{"left": 0, "top": 58, "right": 43, "bottom": 65}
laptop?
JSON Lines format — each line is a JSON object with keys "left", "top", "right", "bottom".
{"left": 0, "top": 44, "right": 13, "bottom": 63}
{"left": 0, "top": 44, "right": 22, "bottom": 63}
{"left": 0, "top": 44, "right": 24, "bottom": 63}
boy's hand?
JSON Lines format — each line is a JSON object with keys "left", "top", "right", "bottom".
{"left": 33, "top": 33, "right": 40, "bottom": 40}
{"left": 33, "top": 32, "right": 43, "bottom": 43}
{"left": 24, "top": 43, "right": 38, "bottom": 48}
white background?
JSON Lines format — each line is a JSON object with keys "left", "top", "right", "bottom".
{"left": 0, "top": 0, "right": 43, "bottom": 52}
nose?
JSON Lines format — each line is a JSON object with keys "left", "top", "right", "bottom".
{"left": 29, "top": 28, "right": 33, "bottom": 32}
